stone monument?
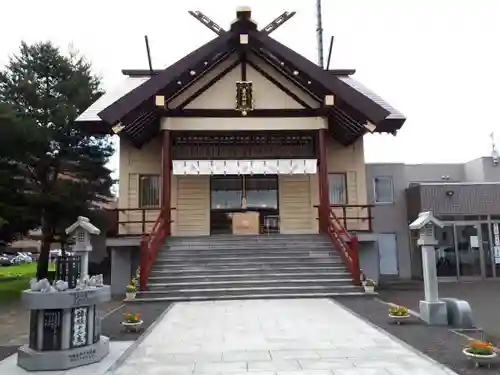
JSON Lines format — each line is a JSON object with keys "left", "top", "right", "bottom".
{"left": 409, "top": 211, "right": 448, "bottom": 325}
{"left": 17, "top": 216, "right": 111, "bottom": 371}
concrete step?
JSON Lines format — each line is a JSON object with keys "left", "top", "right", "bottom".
{"left": 151, "top": 259, "right": 345, "bottom": 269}
{"left": 149, "top": 265, "right": 348, "bottom": 276}
{"left": 137, "top": 284, "right": 362, "bottom": 299}
{"left": 160, "top": 247, "right": 336, "bottom": 256}
{"left": 154, "top": 254, "right": 342, "bottom": 263}
{"left": 147, "top": 278, "right": 354, "bottom": 290}
{"left": 142, "top": 234, "right": 361, "bottom": 302}
{"left": 148, "top": 272, "right": 351, "bottom": 282}
{"left": 162, "top": 242, "right": 334, "bottom": 251}
{"left": 128, "top": 291, "right": 367, "bottom": 303}
{"left": 166, "top": 234, "right": 329, "bottom": 244}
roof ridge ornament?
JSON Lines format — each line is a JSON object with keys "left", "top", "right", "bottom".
{"left": 188, "top": 11, "right": 226, "bottom": 36}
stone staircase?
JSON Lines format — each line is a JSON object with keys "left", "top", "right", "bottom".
{"left": 134, "top": 234, "right": 364, "bottom": 302}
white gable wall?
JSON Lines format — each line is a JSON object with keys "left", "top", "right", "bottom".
{"left": 167, "top": 54, "right": 319, "bottom": 110}
{"left": 184, "top": 64, "right": 307, "bottom": 110}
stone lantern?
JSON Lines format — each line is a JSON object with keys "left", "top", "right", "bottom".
{"left": 65, "top": 216, "right": 100, "bottom": 281}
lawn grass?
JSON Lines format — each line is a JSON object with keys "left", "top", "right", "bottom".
{"left": 0, "top": 262, "right": 56, "bottom": 303}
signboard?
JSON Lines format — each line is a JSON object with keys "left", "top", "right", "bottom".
{"left": 493, "top": 224, "right": 500, "bottom": 264}
{"left": 41, "top": 309, "right": 63, "bottom": 351}
{"left": 495, "top": 246, "right": 500, "bottom": 265}
{"left": 70, "top": 306, "right": 89, "bottom": 348}
{"left": 56, "top": 255, "right": 81, "bottom": 289}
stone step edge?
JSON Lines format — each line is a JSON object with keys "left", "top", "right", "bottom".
{"left": 162, "top": 244, "right": 335, "bottom": 249}
{"left": 148, "top": 272, "right": 351, "bottom": 280}
{"left": 151, "top": 264, "right": 347, "bottom": 270}
{"left": 150, "top": 266, "right": 349, "bottom": 273}
{"left": 127, "top": 291, "right": 369, "bottom": 303}
{"left": 155, "top": 255, "right": 342, "bottom": 261}
{"left": 139, "top": 285, "right": 359, "bottom": 294}
{"left": 147, "top": 278, "right": 354, "bottom": 287}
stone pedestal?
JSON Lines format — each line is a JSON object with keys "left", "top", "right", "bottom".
{"left": 409, "top": 211, "right": 449, "bottom": 326}
{"left": 17, "top": 286, "right": 111, "bottom": 371}
{"left": 419, "top": 300, "right": 448, "bottom": 326}
{"left": 419, "top": 245, "right": 448, "bottom": 325}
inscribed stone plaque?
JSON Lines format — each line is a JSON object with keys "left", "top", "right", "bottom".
{"left": 28, "top": 310, "right": 39, "bottom": 350}
{"left": 56, "top": 255, "right": 81, "bottom": 289}
{"left": 68, "top": 347, "right": 97, "bottom": 364}
{"left": 70, "top": 306, "right": 89, "bottom": 348}
{"left": 41, "top": 309, "right": 63, "bottom": 351}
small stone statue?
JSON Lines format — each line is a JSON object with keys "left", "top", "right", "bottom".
{"left": 38, "top": 279, "right": 55, "bottom": 293}
{"left": 81, "top": 275, "right": 90, "bottom": 288}
{"left": 88, "top": 276, "right": 97, "bottom": 287}
{"left": 54, "top": 280, "right": 69, "bottom": 292}
{"left": 95, "top": 274, "right": 104, "bottom": 287}
{"left": 29, "top": 279, "right": 42, "bottom": 291}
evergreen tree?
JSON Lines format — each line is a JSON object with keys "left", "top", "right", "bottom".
{"left": 0, "top": 41, "right": 115, "bottom": 278}
{"left": 0, "top": 103, "right": 40, "bottom": 244}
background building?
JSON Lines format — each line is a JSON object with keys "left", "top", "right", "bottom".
{"left": 367, "top": 156, "right": 500, "bottom": 282}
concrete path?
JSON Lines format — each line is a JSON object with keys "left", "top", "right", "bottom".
{"left": 112, "top": 299, "right": 457, "bottom": 375}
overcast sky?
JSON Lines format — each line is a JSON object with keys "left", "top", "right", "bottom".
{"left": 1, "top": 0, "right": 499, "bottom": 173}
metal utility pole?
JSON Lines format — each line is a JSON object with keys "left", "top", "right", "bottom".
{"left": 316, "top": 0, "right": 324, "bottom": 68}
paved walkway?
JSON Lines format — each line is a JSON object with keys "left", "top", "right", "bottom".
{"left": 112, "top": 299, "right": 457, "bottom": 375}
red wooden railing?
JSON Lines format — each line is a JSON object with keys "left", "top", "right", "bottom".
{"left": 330, "top": 204, "right": 374, "bottom": 232}
{"left": 139, "top": 208, "right": 168, "bottom": 290}
{"left": 316, "top": 205, "right": 364, "bottom": 285}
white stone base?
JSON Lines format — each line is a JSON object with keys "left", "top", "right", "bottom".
{"left": 1, "top": 341, "right": 132, "bottom": 375}
{"left": 17, "top": 336, "right": 110, "bottom": 371}
{"left": 419, "top": 300, "right": 448, "bottom": 326}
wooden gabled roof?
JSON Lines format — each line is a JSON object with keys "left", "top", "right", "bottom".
{"left": 77, "top": 7, "right": 406, "bottom": 147}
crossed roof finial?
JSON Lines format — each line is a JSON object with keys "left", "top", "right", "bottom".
{"left": 188, "top": 7, "right": 296, "bottom": 36}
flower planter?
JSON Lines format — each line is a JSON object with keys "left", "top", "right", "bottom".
{"left": 462, "top": 348, "right": 497, "bottom": 368}
{"left": 388, "top": 314, "right": 411, "bottom": 325}
{"left": 121, "top": 320, "right": 144, "bottom": 332}
{"left": 125, "top": 291, "right": 136, "bottom": 300}
{"left": 363, "top": 285, "right": 375, "bottom": 294}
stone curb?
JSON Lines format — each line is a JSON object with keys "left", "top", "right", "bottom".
{"left": 104, "top": 303, "right": 175, "bottom": 374}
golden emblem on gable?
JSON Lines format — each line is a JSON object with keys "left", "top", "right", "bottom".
{"left": 235, "top": 81, "right": 254, "bottom": 116}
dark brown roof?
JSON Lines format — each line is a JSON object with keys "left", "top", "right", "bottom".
{"left": 82, "top": 9, "right": 405, "bottom": 146}
{"left": 98, "top": 32, "right": 235, "bottom": 124}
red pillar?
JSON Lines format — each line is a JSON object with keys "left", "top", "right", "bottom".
{"left": 161, "top": 129, "right": 172, "bottom": 235}
{"left": 317, "top": 128, "right": 330, "bottom": 233}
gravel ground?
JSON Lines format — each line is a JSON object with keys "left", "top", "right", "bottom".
{"left": 378, "top": 280, "right": 500, "bottom": 346}
{"left": 339, "top": 297, "right": 500, "bottom": 375}
{"left": 101, "top": 301, "right": 172, "bottom": 341}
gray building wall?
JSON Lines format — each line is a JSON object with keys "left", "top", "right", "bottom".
{"left": 366, "top": 163, "right": 412, "bottom": 279}
{"left": 367, "top": 156, "right": 500, "bottom": 280}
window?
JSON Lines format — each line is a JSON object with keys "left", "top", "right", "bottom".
{"left": 328, "top": 173, "right": 347, "bottom": 204}
{"left": 374, "top": 176, "right": 394, "bottom": 203}
{"left": 139, "top": 175, "right": 160, "bottom": 208}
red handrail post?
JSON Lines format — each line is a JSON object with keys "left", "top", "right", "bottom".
{"left": 139, "top": 236, "right": 149, "bottom": 291}
{"left": 350, "top": 235, "right": 361, "bottom": 285}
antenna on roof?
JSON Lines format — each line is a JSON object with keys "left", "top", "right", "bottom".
{"left": 316, "top": 0, "right": 324, "bottom": 68}
{"left": 326, "top": 36, "right": 334, "bottom": 70}
{"left": 144, "top": 35, "right": 153, "bottom": 75}
{"left": 491, "top": 132, "right": 499, "bottom": 166}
